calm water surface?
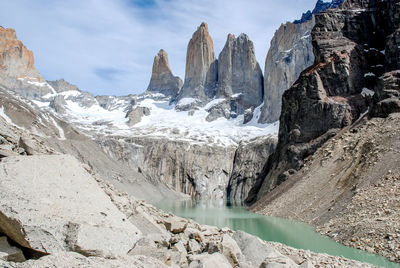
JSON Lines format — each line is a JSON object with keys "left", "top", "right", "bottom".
{"left": 154, "top": 199, "right": 399, "bottom": 268}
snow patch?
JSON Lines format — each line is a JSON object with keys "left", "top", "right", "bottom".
{"left": 50, "top": 117, "right": 66, "bottom": 140}
{"left": 177, "top": 98, "right": 196, "bottom": 106}
{"left": 0, "top": 106, "right": 12, "bottom": 124}
{"left": 361, "top": 88, "right": 375, "bottom": 97}
{"left": 364, "top": 72, "right": 376, "bottom": 77}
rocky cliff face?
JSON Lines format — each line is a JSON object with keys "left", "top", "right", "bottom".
{"left": 98, "top": 136, "right": 237, "bottom": 200}
{"left": 227, "top": 136, "right": 276, "bottom": 204}
{"left": 246, "top": 0, "right": 394, "bottom": 204}
{"left": 176, "top": 22, "right": 218, "bottom": 108}
{"left": 0, "top": 27, "right": 54, "bottom": 98}
{"left": 217, "top": 34, "right": 263, "bottom": 116}
{"left": 146, "top": 49, "right": 182, "bottom": 97}
{"left": 259, "top": 19, "right": 315, "bottom": 123}
{"left": 294, "top": 0, "right": 345, "bottom": 24}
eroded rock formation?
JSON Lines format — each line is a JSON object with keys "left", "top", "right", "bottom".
{"left": 146, "top": 49, "right": 182, "bottom": 97}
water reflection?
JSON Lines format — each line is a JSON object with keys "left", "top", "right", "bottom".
{"left": 155, "top": 199, "right": 400, "bottom": 268}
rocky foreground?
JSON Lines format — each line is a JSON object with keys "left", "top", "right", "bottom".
{"left": 0, "top": 114, "right": 376, "bottom": 267}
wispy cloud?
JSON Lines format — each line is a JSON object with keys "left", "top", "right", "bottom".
{"left": 0, "top": 0, "right": 317, "bottom": 96}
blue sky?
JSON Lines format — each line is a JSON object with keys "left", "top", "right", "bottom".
{"left": 0, "top": 0, "right": 318, "bottom": 96}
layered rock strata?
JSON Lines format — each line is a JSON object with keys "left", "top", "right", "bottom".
{"left": 146, "top": 49, "right": 182, "bottom": 97}
{"left": 176, "top": 22, "right": 218, "bottom": 109}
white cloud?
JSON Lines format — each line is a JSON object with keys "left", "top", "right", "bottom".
{"left": 0, "top": 0, "right": 317, "bottom": 96}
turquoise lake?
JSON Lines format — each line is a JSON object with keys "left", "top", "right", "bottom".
{"left": 155, "top": 199, "right": 399, "bottom": 268}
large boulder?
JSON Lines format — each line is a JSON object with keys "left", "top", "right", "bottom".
{"left": 146, "top": 49, "right": 182, "bottom": 97}
{"left": 0, "top": 155, "right": 142, "bottom": 257}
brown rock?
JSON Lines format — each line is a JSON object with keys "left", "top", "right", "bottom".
{"left": 176, "top": 22, "right": 218, "bottom": 107}
{"left": 146, "top": 49, "right": 182, "bottom": 97}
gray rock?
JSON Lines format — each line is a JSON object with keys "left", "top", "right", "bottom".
{"left": 176, "top": 22, "right": 218, "bottom": 107}
{"left": 0, "top": 252, "right": 168, "bottom": 268}
{"left": 259, "top": 19, "right": 314, "bottom": 124}
{"left": 233, "top": 231, "right": 295, "bottom": 268}
{"left": 187, "top": 239, "right": 201, "bottom": 254}
{"left": 146, "top": 49, "right": 182, "bottom": 97}
{"left": 217, "top": 33, "right": 263, "bottom": 115}
{"left": 220, "top": 233, "right": 243, "bottom": 266}
{"left": 0, "top": 236, "right": 25, "bottom": 262}
{"left": 0, "top": 155, "right": 141, "bottom": 257}
{"left": 228, "top": 136, "right": 277, "bottom": 204}
{"left": 126, "top": 106, "right": 151, "bottom": 126}
{"left": 188, "top": 253, "right": 231, "bottom": 268}
{"left": 47, "top": 79, "right": 81, "bottom": 93}
{"left": 49, "top": 95, "right": 67, "bottom": 114}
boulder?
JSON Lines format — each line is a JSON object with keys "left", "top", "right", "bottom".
{"left": 233, "top": 231, "right": 295, "bottom": 268}
{"left": 126, "top": 106, "right": 151, "bottom": 126}
{"left": 163, "top": 216, "right": 188, "bottom": 234}
{"left": 220, "top": 233, "right": 243, "bottom": 266}
{"left": 0, "top": 236, "right": 25, "bottom": 262}
{"left": 0, "top": 155, "right": 142, "bottom": 257}
{"left": 188, "top": 253, "right": 231, "bottom": 268}
{"left": 0, "top": 252, "right": 167, "bottom": 268}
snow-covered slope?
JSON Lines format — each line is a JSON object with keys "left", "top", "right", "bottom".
{"left": 32, "top": 86, "right": 278, "bottom": 146}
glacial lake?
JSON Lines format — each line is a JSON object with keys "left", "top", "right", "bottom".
{"left": 155, "top": 199, "right": 399, "bottom": 268}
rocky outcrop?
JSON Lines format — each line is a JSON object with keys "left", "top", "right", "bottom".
{"left": 146, "top": 49, "right": 182, "bottom": 97}
{"left": 176, "top": 22, "right": 218, "bottom": 108}
{"left": 247, "top": 0, "right": 387, "bottom": 204}
{"left": 47, "top": 79, "right": 80, "bottom": 93}
{"left": 259, "top": 19, "right": 315, "bottom": 123}
{"left": 217, "top": 33, "right": 263, "bottom": 115}
{"left": 294, "top": 0, "right": 345, "bottom": 24}
{"left": 0, "top": 155, "right": 142, "bottom": 257}
{"left": 227, "top": 136, "right": 277, "bottom": 204}
{"left": 0, "top": 27, "right": 53, "bottom": 98}
{"left": 126, "top": 106, "right": 151, "bottom": 126}
{"left": 98, "top": 136, "right": 236, "bottom": 199}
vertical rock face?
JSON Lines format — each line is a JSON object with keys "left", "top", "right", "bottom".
{"left": 227, "top": 136, "right": 276, "bottom": 204}
{"left": 259, "top": 19, "right": 315, "bottom": 123}
{"left": 176, "top": 22, "right": 218, "bottom": 107}
{"left": 294, "top": 0, "right": 345, "bottom": 24}
{"left": 217, "top": 34, "right": 263, "bottom": 114}
{"left": 0, "top": 27, "right": 53, "bottom": 98}
{"left": 146, "top": 49, "right": 182, "bottom": 97}
{"left": 0, "top": 27, "right": 41, "bottom": 80}
{"left": 247, "top": 0, "right": 392, "bottom": 204}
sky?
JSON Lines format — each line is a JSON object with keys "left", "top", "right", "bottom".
{"left": 0, "top": 0, "right": 318, "bottom": 96}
